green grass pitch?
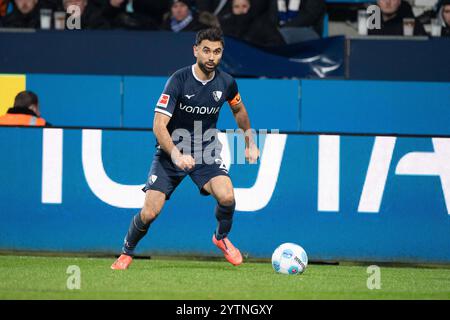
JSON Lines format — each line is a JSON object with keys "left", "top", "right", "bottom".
{"left": 1, "top": 255, "right": 450, "bottom": 299}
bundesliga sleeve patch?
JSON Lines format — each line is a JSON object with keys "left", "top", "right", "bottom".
{"left": 156, "top": 94, "right": 170, "bottom": 108}
{"left": 228, "top": 92, "right": 242, "bottom": 107}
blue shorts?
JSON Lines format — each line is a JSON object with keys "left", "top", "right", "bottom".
{"left": 142, "top": 149, "right": 230, "bottom": 200}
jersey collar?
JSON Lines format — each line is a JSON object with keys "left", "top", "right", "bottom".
{"left": 192, "top": 64, "right": 215, "bottom": 86}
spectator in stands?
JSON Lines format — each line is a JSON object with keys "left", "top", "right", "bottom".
{"left": 103, "top": 0, "right": 159, "bottom": 29}
{"left": 0, "top": 0, "right": 11, "bottom": 17}
{"left": 368, "top": 0, "right": 426, "bottom": 36}
{"left": 1, "top": 0, "right": 40, "bottom": 28}
{"left": 196, "top": 0, "right": 231, "bottom": 20}
{"left": 220, "top": 0, "right": 285, "bottom": 47}
{"left": 269, "top": 0, "right": 326, "bottom": 44}
{"left": 197, "top": 10, "right": 220, "bottom": 28}
{"left": 40, "top": 0, "right": 59, "bottom": 10}
{"left": 133, "top": 0, "right": 170, "bottom": 27}
{"left": 437, "top": 0, "right": 450, "bottom": 36}
{"left": 162, "top": 0, "right": 207, "bottom": 32}
{"left": 196, "top": 0, "right": 249, "bottom": 28}
{"left": 247, "top": 0, "right": 271, "bottom": 18}
{"left": 0, "top": 91, "right": 49, "bottom": 126}
{"left": 63, "top": 0, "right": 110, "bottom": 29}
{"left": 103, "top": 0, "right": 126, "bottom": 27}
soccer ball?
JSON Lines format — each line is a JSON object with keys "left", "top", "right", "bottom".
{"left": 271, "top": 243, "right": 308, "bottom": 275}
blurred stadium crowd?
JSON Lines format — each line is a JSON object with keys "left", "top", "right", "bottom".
{"left": 0, "top": 0, "right": 449, "bottom": 45}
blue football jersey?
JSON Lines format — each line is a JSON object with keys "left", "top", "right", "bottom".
{"left": 154, "top": 65, "right": 242, "bottom": 154}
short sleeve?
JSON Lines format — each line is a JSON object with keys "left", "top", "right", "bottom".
{"left": 155, "top": 74, "right": 181, "bottom": 117}
{"left": 227, "top": 79, "right": 242, "bottom": 107}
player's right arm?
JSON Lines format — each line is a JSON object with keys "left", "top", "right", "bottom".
{"left": 153, "top": 113, "right": 195, "bottom": 171}
{"left": 153, "top": 112, "right": 195, "bottom": 170}
{"left": 153, "top": 72, "right": 195, "bottom": 171}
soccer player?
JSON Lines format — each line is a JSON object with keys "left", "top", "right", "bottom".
{"left": 111, "top": 27, "right": 259, "bottom": 270}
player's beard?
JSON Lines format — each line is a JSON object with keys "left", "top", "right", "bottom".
{"left": 198, "top": 60, "right": 218, "bottom": 76}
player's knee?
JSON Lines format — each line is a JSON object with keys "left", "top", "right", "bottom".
{"left": 140, "top": 206, "right": 160, "bottom": 223}
{"left": 218, "top": 194, "right": 235, "bottom": 208}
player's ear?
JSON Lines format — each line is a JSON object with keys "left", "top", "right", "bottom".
{"left": 193, "top": 45, "right": 198, "bottom": 58}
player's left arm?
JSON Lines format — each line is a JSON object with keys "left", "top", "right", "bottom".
{"left": 229, "top": 97, "right": 260, "bottom": 164}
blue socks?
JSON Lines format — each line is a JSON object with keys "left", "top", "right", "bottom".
{"left": 214, "top": 201, "right": 235, "bottom": 240}
{"left": 122, "top": 201, "right": 236, "bottom": 255}
{"left": 122, "top": 212, "right": 152, "bottom": 256}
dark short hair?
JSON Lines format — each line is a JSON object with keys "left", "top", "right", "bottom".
{"left": 195, "top": 28, "right": 225, "bottom": 47}
{"left": 13, "top": 91, "right": 38, "bottom": 109}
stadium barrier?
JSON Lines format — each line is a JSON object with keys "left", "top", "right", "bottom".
{"left": 20, "top": 74, "right": 450, "bottom": 135}
{"left": 0, "top": 31, "right": 345, "bottom": 78}
{"left": 2, "top": 31, "right": 450, "bottom": 81}
{"left": 348, "top": 37, "right": 450, "bottom": 82}
{"left": 299, "top": 79, "right": 450, "bottom": 136}
{"left": 1, "top": 126, "right": 449, "bottom": 264}
{"left": 24, "top": 74, "right": 300, "bottom": 130}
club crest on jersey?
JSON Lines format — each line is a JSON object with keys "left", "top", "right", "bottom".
{"left": 212, "top": 91, "right": 222, "bottom": 102}
{"left": 150, "top": 175, "right": 158, "bottom": 184}
{"left": 157, "top": 94, "right": 170, "bottom": 108}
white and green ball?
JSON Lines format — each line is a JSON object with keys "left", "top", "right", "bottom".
{"left": 271, "top": 243, "right": 308, "bottom": 275}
